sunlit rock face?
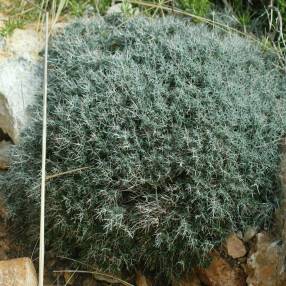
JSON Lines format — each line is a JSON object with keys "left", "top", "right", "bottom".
{"left": 0, "top": 28, "right": 43, "bottom": 169}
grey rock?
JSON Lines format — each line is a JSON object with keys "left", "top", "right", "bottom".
{"left": 0, "top": 58, "right": 42, "bottom": 144}
{"left": 0, "top": 27, "right": 43, "bottom": 169}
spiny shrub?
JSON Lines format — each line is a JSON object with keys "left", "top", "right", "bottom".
{"left": 1, "top": 16, "right": 286, "bottom": 279}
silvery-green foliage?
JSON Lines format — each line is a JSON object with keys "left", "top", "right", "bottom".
{"left": 1, "top": 15, "right": 286, "bottom": 279}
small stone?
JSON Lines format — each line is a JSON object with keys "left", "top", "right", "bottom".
{"left": 136, "top": 271, "right": 152, "bottom": 286}
{"left": 197, "top": 254, "right": 246, "bottom": 286}
{"left": 226, "top": 233, "right": 247, "bottom": 259}
{"left": 0, "top": 257, "right": 37, "bottom": 286}
{"left": 243, "top": 227, "right": 257, "bottom": 242}
{"left": 0, "top": 58, "right": 41, "bottom": 144}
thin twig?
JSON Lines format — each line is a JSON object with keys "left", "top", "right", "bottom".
{"left": 53, "top": 269, "right": 134, "bottom": 286}
{"left": 46, "top": 167, "right": 90, "bottom": 181}
{"left": 57, "top": 256, "right": 134, "bottom": 286}
{"left": 57, "top": 255, "right": 96, "bottom": 270}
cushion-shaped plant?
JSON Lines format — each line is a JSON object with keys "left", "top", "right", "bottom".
{"left": 1, "top": 15, "right": 286, "bottom": 279}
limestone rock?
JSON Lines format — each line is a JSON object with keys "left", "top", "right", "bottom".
{"left": 0, "top": 24, "right": 43, "bottom": 169}
{"left": 0, "top": 58, "right": 41, "bottom": 144}
{"left": 226, "top": 234, "right": 247, "bottom": 259}
{"left": 197, "top": 254, "right": 246, "bottom": 286}
{"left": 5, "top": 28, "right": 43, "bottom": 60}
{"left": 243, "top": 227, "right": 257, "bottom": 242}
{"left": 246, "top": 233, "right": 286, "bottom": 286}
{"left": 0, "top": 257, "right": 37, "bottom": 286}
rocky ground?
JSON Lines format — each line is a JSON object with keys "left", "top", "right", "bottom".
{"left": 1, "top": 10, "right": 286, "bottom": 286}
